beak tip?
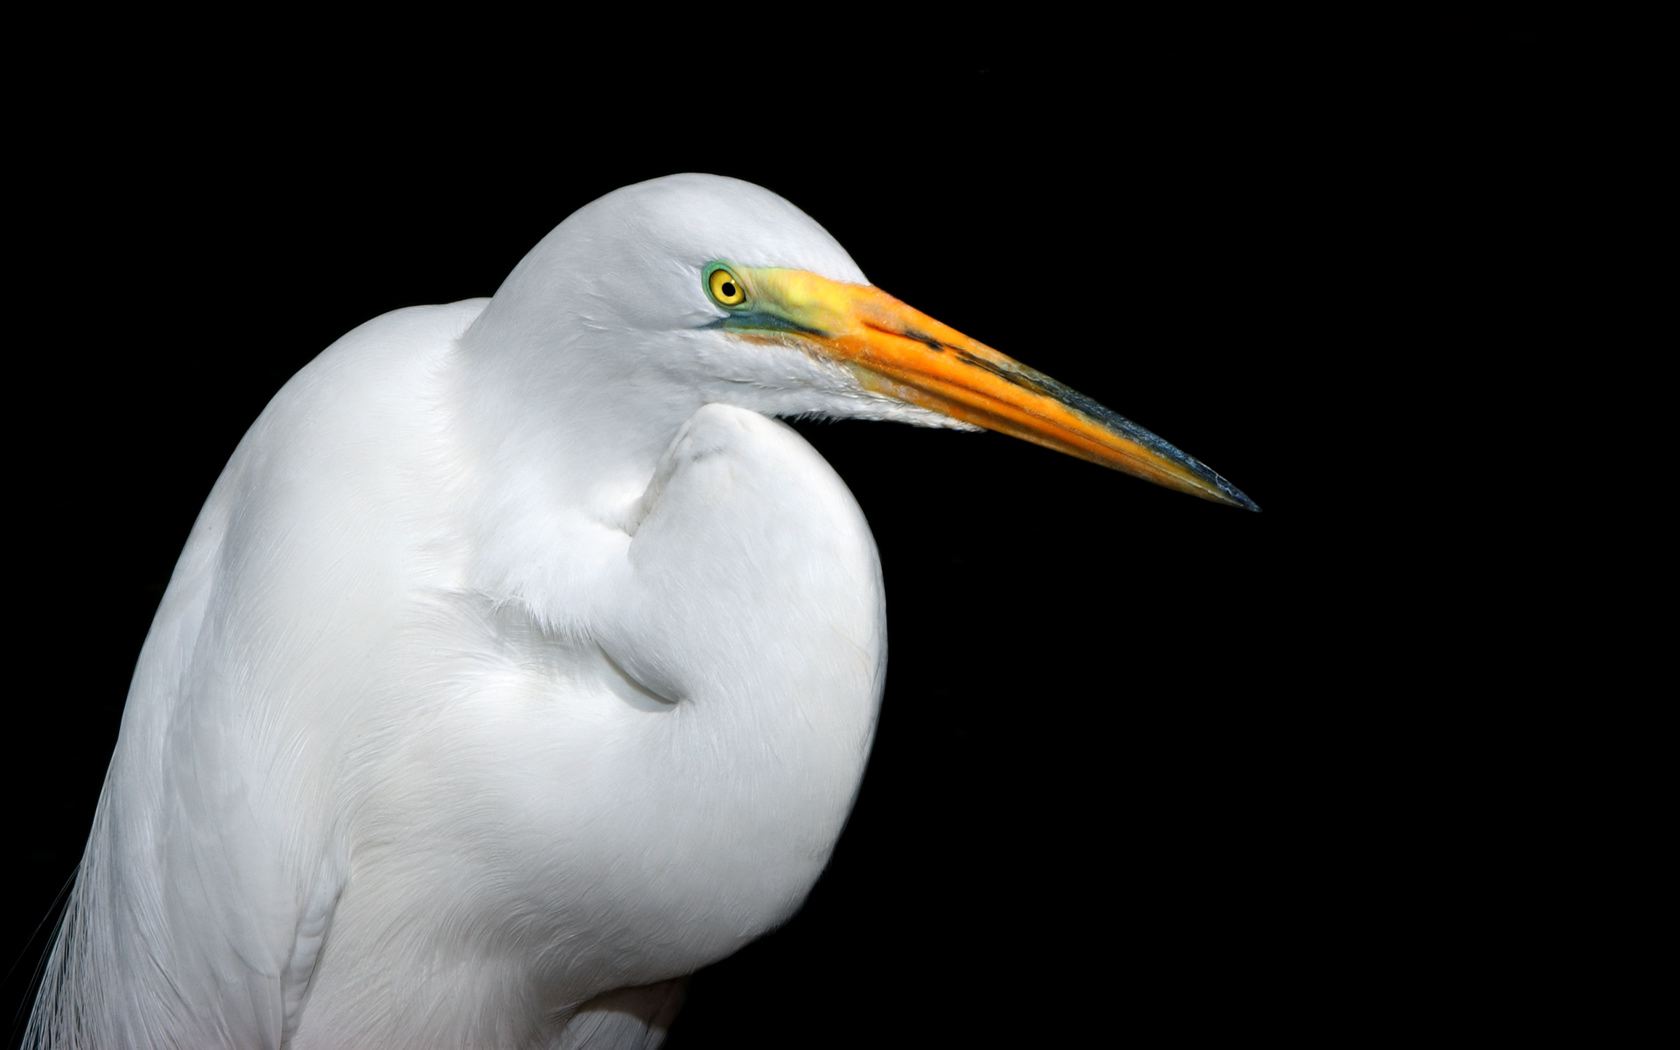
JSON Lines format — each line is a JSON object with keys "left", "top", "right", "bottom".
{"left": 1187, "top": 467, "right": 1259, "bottom": 511}
{"left": 1178, "top": 458, "right": 1258, "bottom": 512}
{"left": 1225, "top": 485, "right": 1261, "bottom": 513}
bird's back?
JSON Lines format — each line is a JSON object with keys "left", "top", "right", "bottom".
{"left": 27, "top": 298, "right": 490, "bottom": 1048}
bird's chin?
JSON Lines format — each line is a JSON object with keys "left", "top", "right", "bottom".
{"left": 829, "top": 391, "right": 983, "bottom": 430}
{"left": 702, "top": 379, "right": 980, "bottom": 432}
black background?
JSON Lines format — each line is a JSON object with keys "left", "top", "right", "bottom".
{"left": 7, "top": 31, "right": 1554, "bottom": 1047}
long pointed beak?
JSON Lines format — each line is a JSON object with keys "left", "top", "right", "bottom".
{"left": 739, "top": 268, "right": 1258, "bottom": 510}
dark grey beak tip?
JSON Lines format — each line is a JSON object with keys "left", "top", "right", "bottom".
{"left": 1226, "top": 485, "right": 1261, "bottom": 513}
{"left": 1193, "top": 461, "right": 1259, "bottom": 513}
{"left": 1196, "top": 465, "right": 1259, "bottom": 511}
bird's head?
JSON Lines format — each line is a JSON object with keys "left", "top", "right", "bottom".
{"left": 466, "top": 173, "right": 1255, "bottom": 510}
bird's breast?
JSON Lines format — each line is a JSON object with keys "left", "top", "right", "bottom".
{"left": 335, "top": 406, "right": 887, "bottom": 1007}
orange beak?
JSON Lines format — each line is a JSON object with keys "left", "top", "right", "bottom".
{"left": 723, "top": 267, "right": 1257, "bottom": 510}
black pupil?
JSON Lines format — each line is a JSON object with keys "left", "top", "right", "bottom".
{"left": 721, "top": 281, "right": 737, "bottom": 298}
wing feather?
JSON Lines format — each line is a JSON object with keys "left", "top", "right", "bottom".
{"left": 25, "top": 301, "right": 486, "bottom": 1048}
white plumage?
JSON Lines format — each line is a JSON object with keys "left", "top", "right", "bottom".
{"left": 28, "top": 173, "right": 1253, "bottom": 1049}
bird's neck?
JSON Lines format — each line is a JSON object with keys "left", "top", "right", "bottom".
{"left": 448, "top": 317, "right": 699, "bottom": 613}
{"left": 461, "top": 323, "right": 694, "bottom": 492}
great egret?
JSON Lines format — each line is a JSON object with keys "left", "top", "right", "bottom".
{"left": 26, "top": 173, "right": 1254, "bottom": 1049}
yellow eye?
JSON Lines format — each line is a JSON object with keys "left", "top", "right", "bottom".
{"left": 708, "top": 267, "right": 746, "bottom": 306}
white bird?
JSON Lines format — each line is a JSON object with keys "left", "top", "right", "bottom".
{"left": 26, "top": 173, "right": 1255, "bottom": 1049}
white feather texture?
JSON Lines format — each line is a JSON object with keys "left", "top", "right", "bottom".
{"left": 27, "top": 175, "right": 923, "bottom": 1049}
